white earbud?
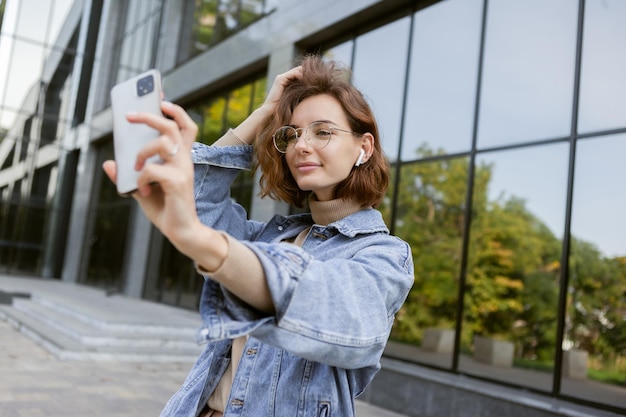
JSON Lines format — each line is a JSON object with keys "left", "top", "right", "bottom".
{"left": 355, "top": 149, "right": 365, "bottom": 167}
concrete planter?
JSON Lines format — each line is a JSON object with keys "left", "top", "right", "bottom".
{"left": 473, "top": 335, "right": 514, "bottom": 367}
{"left": 421, "top": 328, "right": 455, "bottom": 353}
{"left": 562, "top": 349, "right": 588, "bottom": 379}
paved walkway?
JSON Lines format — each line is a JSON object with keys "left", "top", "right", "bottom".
{"left": 1, "top": 320, "right": 189, "bottom": 417}
{"left": 0, "top": 281, "right": 408, "bottom": 417}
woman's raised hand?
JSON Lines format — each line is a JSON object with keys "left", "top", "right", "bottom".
{"left": 262, "top": 66, "right": 303, "bottom": 112}
{"left": 102, "top": 101, "right": 201, "bottom": 247}
{"left": 232, "top": 66, "right": 303, "bottom": 145}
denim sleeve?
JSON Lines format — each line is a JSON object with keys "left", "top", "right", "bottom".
{"left": 192, "top": 142, "right": 264, "bottom": 240}
{"left": 198, "top": 234, "right": 414, "bottom": 370}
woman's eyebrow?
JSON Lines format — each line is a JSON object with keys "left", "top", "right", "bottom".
{"left": 288, "top": 119, "right": 337, "bottom": 128}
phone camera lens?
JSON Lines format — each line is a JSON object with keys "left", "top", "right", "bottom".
{"left": 136, "top": 74, "right": 155, "bottom": 97}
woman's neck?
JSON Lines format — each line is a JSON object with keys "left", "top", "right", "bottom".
{"left": 308, "top": 197, "right": 363, "bottom": 226}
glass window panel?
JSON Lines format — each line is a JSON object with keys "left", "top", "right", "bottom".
{"left": 48, "top": 0, "right": 75, "bottom": 46}
{"left": 115, "top": 0, "right": 161, "bottom": 84}
{"left": 0, "top": 2, "right": 5, "bottom": 33}
{"left": 13, "top": 0, "right": 52, "bottom": 44}
{"left": 352, "top": 17, "right": 411, "bottom": 162}
{"left": 577, "top": 0, "right": 626, "bottom": 134}
{"left": 566, "top": 134, "right": 626, "bottom": 409}
{"left": 12, "top": 164, "right": 53, "bottom": 274}
{"left": 477, "top": 0, "right": 578, "bottom": 148}
{"left": 226, "top": 83, "right": 253, "bottom": 128}
{"left": 0, "top": 38, "right": 12, "bottom": 128}
{"left": 84, "top": 141, "right": 131, "bottom": 290}
{"left": 2, "top": 39, "right": 44, "bottom": 112}
{"left": 252, "top": 77, "right": 267, "bottom": 109}
{"left": 238, "top": 0, "right": 266, "bottom": 27}
{"left": 571, "top": 136, "right": 626, "bottom": 258}
{"left": 0, "top": 110, "right": 19, "bottom": 162}
{"left": 385, "top": 157, "right": 468, "bottom": 370}
{"left": 157, "top": 239, "right": 201, "bottom": 309}
{"left": 402, "top": 0, "right": 482, "bottom": 160}
{"left": 461, "top": 143, "right": 569, "bottom": 391}
{"left": 0, "top": 180, "right": 21, "bottom": 268}
{"left": 323, "top": 40, "right": 353, "bottom": 67}
{"left": 189, "top": 96, "right": 227, "bottom": 145}
{"left": 181, "top": 0, "right": 276, "bottom": 63}
{"left": 190, "top": 0, "right": 219, "bottom": 55}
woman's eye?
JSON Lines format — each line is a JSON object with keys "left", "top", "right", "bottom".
{"left": 315, "top": 129, "right": 332, "bottom": 138}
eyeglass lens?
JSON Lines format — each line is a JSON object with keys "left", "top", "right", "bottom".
{"left": 273, "top": 122, "right": 333, "bottom": 153}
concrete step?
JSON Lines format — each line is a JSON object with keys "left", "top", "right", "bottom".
{"left": 11, "top": 298, "right": 201, "bottom": 350}
{"left": 0, "top": 279, "right": 205, "bottom": 363}
{"left": 0, "top": 304, "right": 203, "bottom": 362}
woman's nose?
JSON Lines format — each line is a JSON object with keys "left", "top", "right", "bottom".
{"left": 292, "top": 129, "right": 312, "bottom": 151}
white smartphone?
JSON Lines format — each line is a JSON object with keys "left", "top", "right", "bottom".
{"left": 110, "top": 69, "right": 163, "bottom": 195}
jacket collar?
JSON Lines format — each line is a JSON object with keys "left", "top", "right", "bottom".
{"left": 276, "top": 208, "right": 389, "bottom": 238}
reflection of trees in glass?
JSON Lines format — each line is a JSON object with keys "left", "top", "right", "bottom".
{"left": 467, "top": 189, "right": 561, "bottom": 361}
{"left": 191, "top": 0, "right": 269, "bottom": 54}
{"left": 389, "top": 144, "right": 625, "bottom": 378}
{"left": 193, "top": 97, "right": 226, "bottom": 145}
{"left": 192, "top": 0, "right": 219, "bottom": 51}
{"left": 227, "top": 84, "right": 253, "bottom": 127}
{"left": 190, "top": 77, "right": 266, "bottom": 146}
{"left": 387, "top": 146, "right": 558, "bottom": 360}
{"left": 568, "top": 240, "right": 626, "bottom": 381}
{"left": 0, "top": 0, "right": 5, "bottom": 34}
{"left": 386, "top": 146, "right": 469, "bottom": 344}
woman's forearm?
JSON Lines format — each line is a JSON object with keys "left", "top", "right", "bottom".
{"left": 232, "top": 106, "right": 272, "bottom": 145}
{"left": 182, "top": 224, "right": 275, "bottom": 314}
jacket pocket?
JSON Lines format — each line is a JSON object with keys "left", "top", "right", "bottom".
{"left": 318, "top": 401, "right": 330, "bottom": 417}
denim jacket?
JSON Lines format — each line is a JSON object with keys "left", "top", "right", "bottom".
{"left": 160, "top": 140, "right": 414, "bottom": 417}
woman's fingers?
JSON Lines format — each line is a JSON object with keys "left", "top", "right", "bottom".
{"left": 102, "top": 160, "right": 118, "bottom": 183}
{"left": 264, "top": 66, "right": 303, "bottom": 107}
{"left": 127, "top": 102, "right": 197, "bottom": 170}
{"left": 134, "top": 134, "right": 181, "bottom": 171}
{"left": 160, "top": 101, "right": 198, "bottom": 146}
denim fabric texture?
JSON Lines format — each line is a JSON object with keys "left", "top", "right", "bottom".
{"left": 159, "top": 141, "right": 414, "bottom": 417}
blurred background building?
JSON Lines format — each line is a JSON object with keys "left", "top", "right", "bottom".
{"left": 0, "top": 0, "right": 624, "bottom": 416}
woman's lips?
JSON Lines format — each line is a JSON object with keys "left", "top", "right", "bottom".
{"left": 296, "top": 162, "right": 320, "bottom": 172}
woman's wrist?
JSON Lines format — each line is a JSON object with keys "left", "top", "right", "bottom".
{"left": 232, "top": 106, "right": 273, "bottom": 145}
{"left": 173, "top": 221, "right": 229, "bottom": 273}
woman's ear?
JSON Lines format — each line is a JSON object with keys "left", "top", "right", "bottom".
{"left": 356, "top": 133, "right": 375, "bottom": 166}
{"left": 355, "top": 149, "right": 366, "bottom": 167}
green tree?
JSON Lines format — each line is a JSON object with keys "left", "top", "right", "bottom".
{"left": 389, "top": 146, "right": 561, "bottom": 361}
{"left": 568, "top": 240, "right": 626, "bottom": 362}
{"left": 388, "top": 146, "right": 470, "bottom": 343}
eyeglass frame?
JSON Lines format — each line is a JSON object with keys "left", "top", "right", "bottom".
{"left": 272, "top": 121, "right": 360, "bottom": 154}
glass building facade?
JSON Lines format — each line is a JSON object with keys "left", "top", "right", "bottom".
{"left": 0, "top": 0, "right": 623, "bottom": 415}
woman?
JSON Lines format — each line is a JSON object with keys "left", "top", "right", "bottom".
{"left": 103, "top": 55, "right": 414, "bottom": 417}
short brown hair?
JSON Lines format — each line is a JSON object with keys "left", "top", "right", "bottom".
{"left": 256, "top": 55, "right": 389, "bottom": 208}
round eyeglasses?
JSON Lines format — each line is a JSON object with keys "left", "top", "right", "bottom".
{"left": 272, "top": 121, "right": 358, "bottom": 153}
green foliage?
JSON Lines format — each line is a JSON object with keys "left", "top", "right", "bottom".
{"left": 568, "top": 242, "right": 626, "bottom": 361}
{"left": 389, "top": 143, "right": 624, "bottom": 375}
{"left": 194, "top": 97, "right": 226, "bottom": 145}
{"left": 389, "top": 146, "right": 468, "bottom": 344}
{"left": 190, "top": 0, "right": 267, "bottom": 53}
{"left": 587, "top": 367, "right": 626, "bottom": 386}
{"left": 465, "top": 193, "right": 561, "bottom": 351}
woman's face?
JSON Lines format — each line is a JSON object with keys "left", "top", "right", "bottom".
{"left": 285, "top": 94, "right": 366, "bottom": 201}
